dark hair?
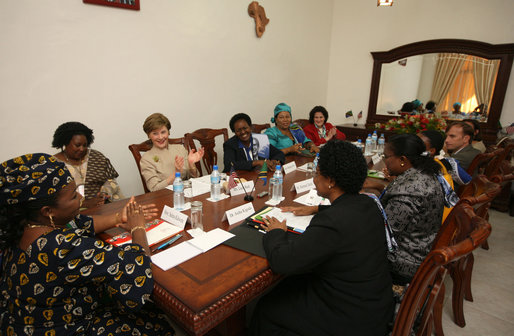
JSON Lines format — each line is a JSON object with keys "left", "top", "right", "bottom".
{"left": 52, "top": 122, "right": 94, "bottom": 149}
{"left": 318, "top": 140, "right": 367, "bottom": 194}
{"left": 0, "top": 193, "right": 59, "bottom": 250}
{"left": 425, "top": 101, "right": 436, "bottom": 111}
{"left": 401, "top": 102, "right": 415, "bottom": 112}
{"left": 308, "top": 106, "right": 329, "bottom": 124}
{"left": 420, "top": 130, "right": 445, "bottom": 153}
{"left": 446, "top": 121, "right": 474, "bottom": 144}
{"left": 388, "top": 134, "right": 441, "bottom": 175}
{"left": 229, "top": 113, "right": 252, "bottom": 132}
{"left": 463, "top": 119, "right": 482, "bottom": 141}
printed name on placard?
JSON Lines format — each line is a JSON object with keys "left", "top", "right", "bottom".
{"left": 161, "top": 205, "right": 188, "bottom": 229}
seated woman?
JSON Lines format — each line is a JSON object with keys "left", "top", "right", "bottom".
{"left": 250, "top": 140, "right": 393, "bottom": 336}
{"left": 0, "top": 153, "right": 174, "bottom": 335}
{"left": 264, "top": 103, "right": 319, "bottom": 155}
{"left": 52, "top": 122, "right": 123, "bottom": 209}
{"left": 450, "top": 102, "right": 465, "bottom": 119}
{"left": 464, "top": 118, "right": 487, "bottom": 153}
{"left": 223, "top": 113, "right": 285, "bottom": 172}
{"left": 418, "top": 130, "right": 470, "bottom": 221}
{"left": 140, "top": 113, "right": 204, "bottom": 192}
{"left": 303, "top": 105, "right": 346, "bottom": 146}
{"left": 380, "top": 134, "right": 446, "bottom": 285}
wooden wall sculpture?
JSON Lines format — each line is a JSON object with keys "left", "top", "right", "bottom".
{"left": 248, "top": 1, "right": 269, "bottom": 38}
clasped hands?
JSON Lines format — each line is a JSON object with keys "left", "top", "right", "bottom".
{"left": 116, "top": 196, "right": 159, "bottom": 233}
{"left": 174, "top": 147, "right": 205, "bottom": 172}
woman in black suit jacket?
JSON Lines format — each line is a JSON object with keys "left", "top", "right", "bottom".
{"left": 223, "top": 113, "right": 285, "bottom": 172}
{"left": 251, "top": 140, "right": 394, "bottom": 336}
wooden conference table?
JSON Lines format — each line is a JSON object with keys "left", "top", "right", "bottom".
{"left": 83, "top": 155, "right": 314, "bottom": 336}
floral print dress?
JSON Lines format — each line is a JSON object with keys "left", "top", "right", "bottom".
{"left": 0, "top": 215, "right": 174, "bottom": 336}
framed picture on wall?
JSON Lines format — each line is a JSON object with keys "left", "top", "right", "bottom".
{"left": 83, "top": 0, "right": 140, "bottom": 10}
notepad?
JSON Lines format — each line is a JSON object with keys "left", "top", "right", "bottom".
{"left": 106, "top": 219, "right": 183, "bottom": 247}
{"left": 151, "top": 228, "right": 235, "bottom": 271}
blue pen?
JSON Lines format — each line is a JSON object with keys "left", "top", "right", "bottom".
{"left": 154, "top": 234, "right": 182, "bottom": 251}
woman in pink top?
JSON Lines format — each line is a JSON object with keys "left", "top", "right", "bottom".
{"left": 303, "top": 106, "right": 346, "bottom": 146}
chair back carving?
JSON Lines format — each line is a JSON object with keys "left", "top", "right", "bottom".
{"left": 458, "top": 175, "right": 501, "bottom": 219}
{"left": 392, "top": 203, "right": 491, "bottom": 336}
{"left": 293, "top": 119, "right": 309, "bottom": 129}
{"left": 185, "top": 128, "right": 228, "bottom": 175}
{"left": 465, "top": 148, "right": 502, "bottom": 176}
{"left": 251, "top": 123, "right": 270, "bottom": 134}
{"left": 128, "top": 138, "right": 186, "bottom": 193}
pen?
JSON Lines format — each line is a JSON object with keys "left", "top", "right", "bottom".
{"left": 154, "top": 234, "right": 182, "bottom": 252}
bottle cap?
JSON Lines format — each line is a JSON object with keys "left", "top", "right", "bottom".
{"left": 276, "top": 165, "right": 281, "bottom": 170}
{"left": 213, "top": 165, "right": 218, "bottom": 170}
{"left": 175, "top": 172, "right": 181, "bottom": 177}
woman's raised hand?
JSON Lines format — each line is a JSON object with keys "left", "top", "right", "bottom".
{"left": 174, "top": 155, "right": 185, "bottom": 171}
{"left": 118, "top": 201, "right": 146, "bottom": 232}
{"left": 120, "top": 196, "right": 159, "bottom": 223}
{"left": 188, "top": 147, "right": 205, "bottom": 165}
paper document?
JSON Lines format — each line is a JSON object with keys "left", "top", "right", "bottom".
{"left": 264, "top": 207, "right": 314, "bottom": 232}
{"left": 188, "top": 228, "right": 234, "bottom": 252}
{"left": 106, "top": 220, "right": 183, "bottom": 247}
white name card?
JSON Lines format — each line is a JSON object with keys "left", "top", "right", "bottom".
{"left": 230, "top": 181, "right": 255, "bottom": 197}
{"left": 223, "top": 202, "right": 255, "bottom": 226}
{"left": 161, "top": 205, "right": 188, "bottom": 229}
{"left": 292, "top": 178, "right": 315, "bottom": 194}
{"left": 282, "top": 161, "right": 297, "bottom": 174}
{"left": 371, "top": 153, "right": 382, "bottom": 166}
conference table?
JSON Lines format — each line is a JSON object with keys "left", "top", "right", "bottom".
{"left": 83, "top": 155, "right": 314, "bottom": 336}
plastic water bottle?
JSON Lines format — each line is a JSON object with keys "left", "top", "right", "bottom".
{"left": 377, "top": 133, "right": 385, "bottom": 154}
{"left": 313, "top": 153, "right": 320, "bottom": 170}
{"left": 371, "top": 131, "right": 378, "bottom": 153}
{"left": 356, "top": 139, "right": 364, "bottom": 152}
{"left": 210, "top": 165, "right": 221, "bottom": 200}
{"left": 365, "top": 134, "right": 373, "bottom": 156}
{"left": 173, "top": 172, "right": 184, "bottom": 210}
{"left": 272, "top": 165, "right": 283, "bottom": 201}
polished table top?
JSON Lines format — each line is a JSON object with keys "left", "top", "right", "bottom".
{"left": 83, "top": 155, "right": 314, "bottom": 336}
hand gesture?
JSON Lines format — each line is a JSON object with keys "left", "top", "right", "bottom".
{"left": 309, "top": 144, "right": 320, "bottom": 153}
{"left": 188, "top": 147, "right": 205, "bottom": 165}
{"left": 288, "top": 143, "right": 302, "bottom": 154}
{"left": 120, "top": 196, "right": 159, "bottom": 223}
{"left": 175, "top": 155, "right": 185, "bottom": 172}
{"left": 118, "top": 201, "right": 145, "bottom": 232}
{"left": 261, "top": 216, "right": 287, "bottom": 232}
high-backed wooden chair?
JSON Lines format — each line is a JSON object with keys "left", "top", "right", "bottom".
{"left": 185, "top": 128, "right": 228, "bottom": 175}
{"left": 465, "top": 148, "right": 502, "bottom": 176}
{"left": 293, "top": 119, "right": 309, "bottom": 129}
{"left": 128, "top": 138, "right": 186, "bottom": 193}
{"left": 392, "top": 203, "right": 491, "bottom": 336}
{"left": 489, "top": 141, "right": 514, "bottom": 214}
{"left": 251, "top": 123, "right": 270, "bottom": 134}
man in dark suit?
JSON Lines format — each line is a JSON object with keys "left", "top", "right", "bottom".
{"left": 445, "top": 121, "right": 481, "bottom": 170}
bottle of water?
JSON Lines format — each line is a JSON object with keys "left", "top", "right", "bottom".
{"left": 210, "top": 165, "right": 221, "bottom": 200}
{"left": 313, "top": 153, "right": 320, "bottom": 170}
{"left": 365, "top": 134, "right": 373, "bottom": 156}
{"left": 371, "top": 131, "right": 378, "bottom": 153}
{"left": 173, "top": 172, "right": 184, "bottom": 210}
{"left": 272, "top": 165, "right": 283, "bottom": 201}
{"left": 356, "top": 139, "right": 364, "bottom": 152}
{"left": 377, "top": 133, "right": 385, "bottom": 154}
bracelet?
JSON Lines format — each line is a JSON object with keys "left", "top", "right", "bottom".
{"left": 130, "top": 226, "right": 145, "bottom": 235}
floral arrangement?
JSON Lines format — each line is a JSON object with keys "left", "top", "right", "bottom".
{"left": 374, "top": 114, "right": 448, "bottom": 134}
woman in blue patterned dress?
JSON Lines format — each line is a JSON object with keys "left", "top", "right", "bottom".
{"left": 0, "top": 153, "right": 174, "bottom": 335}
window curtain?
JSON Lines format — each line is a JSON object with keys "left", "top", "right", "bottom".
{"left": 430, "top": 53, "right": 467, "bottom": 105}
{"left": 473, "top": 56, "right": 499, "bottom": 109}
{"left": 440, "top": 58, "right": 477, "bottom": 113}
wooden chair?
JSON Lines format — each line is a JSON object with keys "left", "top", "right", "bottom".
{"left": 251, "top": 123, "right": 270, "bottom": 134}
{"left": 465, "top": 148, "right": 502, "bottom": 176}
{"left": 128, "top": 138, "right": 186, "bottom": 193}
{"left": 185, "top": 128, "right": 228, "bottom": 175}
{"left": 489, "top": 141, "right": 514, "bottom": 213}
{"left": 293, "top": 119, "right": 309, "bottom": 129}
{"left": 392, "top": 202, "right": 491, "bottom": 336}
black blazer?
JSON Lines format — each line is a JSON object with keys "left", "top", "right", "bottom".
{"left": 222, "top": 135, "right": 285, "bottom": 173}
{"left": 251, "top": 194, "right": 394, "bottom": 336}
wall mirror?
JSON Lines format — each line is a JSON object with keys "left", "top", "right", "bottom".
{"left": 366, "top": 39, "right": 514, "bottom": 142}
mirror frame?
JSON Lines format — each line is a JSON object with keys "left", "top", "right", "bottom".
{"left": 366, "top": 39, "right": 514, "bottom": 143}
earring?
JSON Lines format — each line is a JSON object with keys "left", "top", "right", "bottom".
{"left": 49, "top": 215, "right": 55, "bottom": 228}
{"left": 400, "top": 162, "right": 405, "bottom": 167}
{"left": 328, "top": 185, "right": 332, "bottom": 189}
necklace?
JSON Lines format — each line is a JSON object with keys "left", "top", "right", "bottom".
{"left": 26, "top": 224, "right": 56, "bottom": 230}
{"left": 62, "top": 151, "right": 87, "bottom": 182}
{"left": 63, "top": 151, "right": 85, "bottom": 166}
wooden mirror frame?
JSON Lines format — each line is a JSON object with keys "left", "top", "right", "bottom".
{"left": 366, "top": 39, "right": 514, "bottom": 143}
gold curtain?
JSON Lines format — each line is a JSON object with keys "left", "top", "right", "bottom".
{"left": 473, "top": 56, "right": 499, "bottom": 108}
{"left": 430, "top": 53, "right": 467, "bottom": 106}
{"left": 440, "top": 57, "right": 478, "bottom": 113}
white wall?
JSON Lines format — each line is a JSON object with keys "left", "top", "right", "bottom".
{"left": 326, "top": 0, "right": 514, "bottom": 127}
{"left": 0, "top": 0, "right": 334, "bottom": 196}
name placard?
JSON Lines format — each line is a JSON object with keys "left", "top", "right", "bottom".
{"left": 223, "top": 203, "right": 255, "bottom": 226}
{"left": 282, "top": 161, "right": 297, "bottom": 174}
{"left": 161, "top": 205, "right": 188, "bottom": 229}
{"left": 230, "top": 181, "right": 255, "bottom": 197}
{"left": 292, "top": 178, "right": 315, "bottom": 194}
{"left": 371, "top": 153, "right": 382, "bottom": 166}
